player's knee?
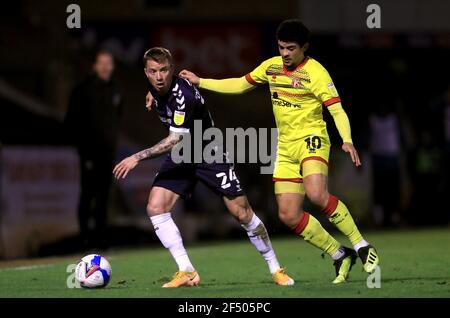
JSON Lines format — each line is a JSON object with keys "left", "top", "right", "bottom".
{"left": 306, "top": 188, "right": 328, "bottom": 208}
{"left": 278, "top": 208, "right": 302, "bottom": 228}
{"left": 241, "top": 208, "right": 254, "bottom": 224}
{"left": 146, "top": 200, "right": 166, "bottom": 217}
{"left": 226, "top": 196, "right": 253, "bottom": 224}
{"left": 235, "top": 206, "right": 253, "bottom": 224}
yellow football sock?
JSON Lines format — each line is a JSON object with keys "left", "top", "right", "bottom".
{"left": 295, "top": 212, "right": 341, "bottom": 256}
{"left": 324, "top": 195, "right": 363, "bottom": 246}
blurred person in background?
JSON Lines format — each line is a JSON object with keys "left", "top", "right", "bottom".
{"left": 408, "top": 130, "right": 444, "bottom": 225}
{"left": 368, "top": 100, "right": 403, "bottom": 227}
{"left": 416, "top": 82, "right": 450, "bottom": 225}
{"left": 64, "top": 50, "right": 123, "bottom": 248}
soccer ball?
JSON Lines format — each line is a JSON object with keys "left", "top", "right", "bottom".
{"left": 75, "top": 254, "right": 112, "bottom": 288}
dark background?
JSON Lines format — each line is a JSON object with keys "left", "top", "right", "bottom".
{"left": 0, "top": 0, "right": 449, "bottom": 259}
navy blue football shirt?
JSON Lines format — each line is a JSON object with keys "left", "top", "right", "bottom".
{"left": 148, "top": 76, "right": 214, "bottom": 135}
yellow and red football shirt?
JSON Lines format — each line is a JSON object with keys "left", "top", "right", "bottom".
{"left": 245, "top": 56, "right": 341, "bottom": 144}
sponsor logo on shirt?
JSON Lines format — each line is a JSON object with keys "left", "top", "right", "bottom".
{"left": 272, "top": 93, "right": 301, "bottom": 108}
{"left": 174, "top": 110, "right": 186, "bottom": 125}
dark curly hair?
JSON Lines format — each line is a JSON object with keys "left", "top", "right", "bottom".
{"left": 276, "top": 19, "right": 310, "bottom": 47}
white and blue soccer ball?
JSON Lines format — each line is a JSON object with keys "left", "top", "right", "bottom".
{"left": 75, "top": 254, "right": 112, "bottom": 288}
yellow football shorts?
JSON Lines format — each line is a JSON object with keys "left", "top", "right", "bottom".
{"left": 273, "top": 134, "right": 330, "bottom": 194}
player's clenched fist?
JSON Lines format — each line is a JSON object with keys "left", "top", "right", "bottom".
{"left": 113, "top": 156, "right": 139, "bottom": 179}
{"left": 179, "top": 69, "right": 200, "bottom": 86}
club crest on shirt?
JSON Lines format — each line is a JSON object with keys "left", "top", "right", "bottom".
{"left": 174, "top": 110, "right": 185, "bottom": 125}
{"left": 292, "top": 77, "right": 301, "bottom": 88}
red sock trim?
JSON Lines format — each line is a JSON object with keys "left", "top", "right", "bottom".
{"left": 322, "top": 195, "right": 339, "bottom": 217}
{"left": 294, "top": 212, "right": 310, "bottom": 235}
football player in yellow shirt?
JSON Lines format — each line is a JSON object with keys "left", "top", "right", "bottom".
{"left": 178, "top": 19, "right": 379, "bottom": 284}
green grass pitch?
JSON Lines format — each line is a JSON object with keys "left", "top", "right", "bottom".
{"left": 0, "top": 227, "right": 449, "bottom": 297}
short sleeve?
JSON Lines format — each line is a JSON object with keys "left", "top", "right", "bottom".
{"left": 244, "top": 58, "right": 273, "bottom": 85}
{"left": 310, "top": 65, "right": 341, "bottom": 107}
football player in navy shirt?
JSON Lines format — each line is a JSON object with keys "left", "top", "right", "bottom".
{"left": 113, "top": 47, "right": 293, "bottom": 288}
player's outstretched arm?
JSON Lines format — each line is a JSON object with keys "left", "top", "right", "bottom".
{"left": 113, "top": 131, "right": 183, "bottom": 179}
{"left": 327, "top": 103, "right": 361, "bottom": 167}
{"left": 179, "top": 69, "right": 255, "bottom": 95}
{"left": 133, "top": 131, "right": 183, "bottom": 161}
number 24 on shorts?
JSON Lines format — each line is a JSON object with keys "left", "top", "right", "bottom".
{"left": 216, "top": 168, "right": 239, "bottom": 189}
